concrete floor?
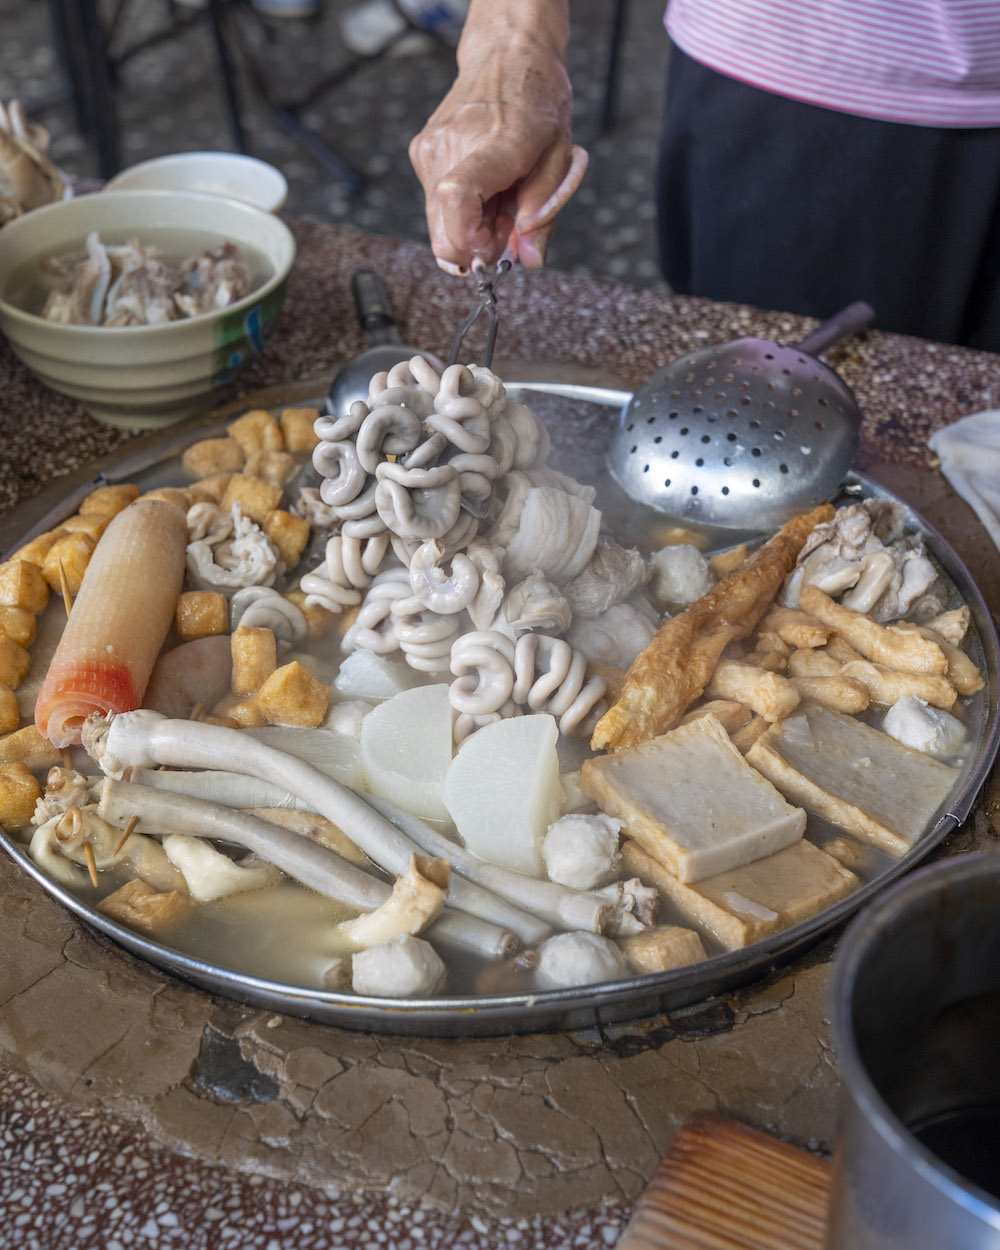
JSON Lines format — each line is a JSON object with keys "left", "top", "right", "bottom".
{"left": 3, "top": 0, "right": 671, "bottom": 289}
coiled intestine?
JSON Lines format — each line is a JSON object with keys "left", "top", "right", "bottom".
{"left": 229, "top": 586, "right": 307, "bottom": 646}
{"left": 299, "top": 533, "right": 390, "bottom": 614}
{"left": 448, "top": 629, "right": 606, "bottom": 738}
{"left": 310, "top": 355, "right": 633, "bottom": 740}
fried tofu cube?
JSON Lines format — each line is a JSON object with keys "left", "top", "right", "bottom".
{"left": 60, "top": 513, "right": 112, "bottom": 540}
{"left": 0, "top": 605, "right": 36, "bottom": 648}
{"left": 231, "top": 624, "right": 277, "bottom": 694}
{"left": 280, "top": 406, "right": 320, "bottom": 452}
{"left": 212, "top": 693, "right": 266, "bottom": 728}
{"left": 182, "top": 437, "right": 246, "bottom": 479}
{"left": 618, "top": 924, "right": 707, "bottom": 974}
{"left": 0, "top": 685, "right": 18, "bottom": 734}
{"left": 42, "top": 531, "right": 97, "bottom": 595}
{"left": 244, "top": 450, "right": 297, "bottom": 488}
{"left": 188, "top": 473, "right": 234, "bottom": 504}
{"left": 78, "top": 482, "right": 140, "bottom": 516}
{"left": 0, "top": 560, "right": 49, "bottom": 613}
{"left": 258, "top": 660, "right": 331, "bottom": 727}
{"left": 0, "top": 725, "right": 61, "bottom": 768}
{"left": 263, "top": 510, "right": 311, "bottom": 569}
{"left": 0, "top": 636, "right": 30, "bottom": 690}
{"left": 139, "top": 487, "right": 191, "bottom": 511}
{"left": 9, "top": 529, "right": 64, "bottom": 568}
{"left": 227, "top": 408, "right": 284, "bottom": 454}
{"left": 0, "top": 762, "right": 42, "bottom": 833}
{"left": 97, "top": 878, "right": 192, "bottom": 933}
{"left": 176, "top": 590, "right": 229, "bottom": 641}
{"left": 220, "top": 474, "right": 283, "bottom": 525}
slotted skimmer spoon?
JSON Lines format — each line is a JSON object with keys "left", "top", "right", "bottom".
{"left": 511, "top": 300, "right": 873, "bottom": 533}
{"left": 609, "top": 300, "right": 873, "bottom": 530}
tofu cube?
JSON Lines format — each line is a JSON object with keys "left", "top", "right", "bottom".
{"left": 220, "top": 474, "right": 283, "bottom": 526}
{"left": 263, "top": 510, "right": 311, "bottom": 569}
{"left": 231, "top": 624, "right": 277, "bottom": 694}
{"left": 42, "top": 531, "right": 96, "bottom": 595}
{"left": 9, "top": 529, "right": 63, "bottom": 568}
{"left": 227, "top": 408, "right": 284, "bottom": 454}
{"left": 580, "top": 714, "right": 806, "bottom": 883}
{"left": 0, "top": 635, "right": 30, "bottom": 690}
{"left": 176, "top": 590, "right": 229, "bottom": 641}
{"left": 188, "top": 473, "right": 234, "bottom": 504}
{"left": 0, "top": 605, "right": 37, "bottom": 648}
{"left": 280, "top": 406, "right": 320, "bottom": 452}
{"left": 97, "top": 878, "right": 192, "bottom": 933}
{"left": 182, "top": 437, "right": 246, "bottom": 479}
{"left": 78, "top": 483, "right": 140, "bottom": 516}
{"left": 244, "top": 450, "right": 297, "bottom": 488}
{"left": 618, "top": 925, "right": 707, "bottom": 974}
{"left": 0, "top": 560, "right": 49, "bottom": 613}
{"left": 0, "top": 685, "right": 18, "bottom": 735}
{"left": 0, "top": 762, "right": 42, "bottom": 833}
{"left": 0, "top": 725, "right": 62, "bottom": 768}
{"left": 258, "top": 661, "right": 331, "bottom": 727}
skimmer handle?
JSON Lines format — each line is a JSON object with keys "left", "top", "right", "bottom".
{"left": 796, "top": 301, "right": 874, "bottom": 357}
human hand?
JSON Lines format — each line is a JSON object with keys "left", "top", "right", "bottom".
{"left": 408, "top": 15, "right": 587, "bottom": 273}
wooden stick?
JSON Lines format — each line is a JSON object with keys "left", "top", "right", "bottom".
{"left": 189, "top": 703, "right": 205, "bottom": 722}
{"left": 83, "top": 840, "right": 99, "bottom": 887}
{"left": 58, "top": 560, "right": 74, "bottom": 617}
{"left": 112, "top": 814, "right": 139, "bottom": 857}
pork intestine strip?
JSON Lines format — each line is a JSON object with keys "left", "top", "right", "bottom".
{"left": 34, "top": 500, "right": 187, "bottom": 748}
{"left": 95, "top": 779, "right": 516, "bottom": 959}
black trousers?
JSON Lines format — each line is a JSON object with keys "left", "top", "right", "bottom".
{"left": 657, "top": 43, "right": 1000, "bottom": 353}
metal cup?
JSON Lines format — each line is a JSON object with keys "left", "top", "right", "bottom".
{"left": 826, "top": 853, "right": 1000, "bottom": 1249}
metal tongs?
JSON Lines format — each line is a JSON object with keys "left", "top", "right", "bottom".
{"left": 447, "top": 257, "right": 514, "bottom": 367}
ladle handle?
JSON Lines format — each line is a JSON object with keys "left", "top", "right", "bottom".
{"left": 796, "top": 301, "right": 874, "bottom": 357}
{"left": 352, "top": 268, "right": 402, "bottom": 347}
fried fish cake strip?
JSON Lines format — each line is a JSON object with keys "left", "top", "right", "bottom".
{"left": 798, "top": 583, "right": 948, "bottom": 675}
{"left": 591, "top": 504, "right": 834, "bottom": 752}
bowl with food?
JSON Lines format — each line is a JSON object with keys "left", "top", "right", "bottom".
{"left": 105, "top": 151, "right": 288, "bottom": 214}
{"left": 0, "top": 188, "right": 295, "bottom": 429}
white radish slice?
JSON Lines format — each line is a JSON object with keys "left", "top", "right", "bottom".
{"left": 333, "top": 650, "right": 424, "bottom": 702}
{"left": 360, "top": 684, "right": 454, "bottom": 823}
{"left": 443, "top": 714, "right": 561, "bottom": 876}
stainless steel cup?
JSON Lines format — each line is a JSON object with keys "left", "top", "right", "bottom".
{"left": 826, "top": 853, "right": 1000, "bottom": 1249}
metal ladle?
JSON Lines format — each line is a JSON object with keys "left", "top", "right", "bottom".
{"left": 513, "top": 300, "right": 873, "bottom": 534}
{"left": 326, "top": 269, "right": 439, "bottom": 418}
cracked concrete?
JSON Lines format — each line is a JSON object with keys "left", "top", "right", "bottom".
{"left": 0, "top": 841, "right": 989, "bottom": 1220}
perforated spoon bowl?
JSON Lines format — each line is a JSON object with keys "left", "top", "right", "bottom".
{"left": 606, "top": 301, "right": 873, "bottom": 531}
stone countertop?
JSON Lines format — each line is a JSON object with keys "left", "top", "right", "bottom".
{"left": 1, "top": 219, "right": 1000, "bottom": 1249}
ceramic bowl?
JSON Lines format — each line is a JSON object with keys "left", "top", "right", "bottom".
{"left": 0, "top": 189, "right": 295, "bottom": 429}
{"left": 105, "top": 151, "right": 288, "bottom": 214}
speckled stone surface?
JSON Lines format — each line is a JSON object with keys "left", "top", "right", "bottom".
{"left": 2, "top": 219, "right": 1000, "bottom": 1248}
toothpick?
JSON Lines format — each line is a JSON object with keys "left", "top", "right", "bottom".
{"left": 61, "top": 749, "right": 73, "bottom": 770}
{"left": 112, "top": 814, "right": 139, "bottom": 856}
{"left": 189, "top": 703, "right": 204, "bottom": 722}
{"left": 58, "top": 560, "right": 73, "bottom": 616}
{"left": 83, "top": 841, "right": 98, "bottom": 888}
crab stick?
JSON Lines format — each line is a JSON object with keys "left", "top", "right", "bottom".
{"left": 34, "top": 499, "right": 187, "bottom": 748}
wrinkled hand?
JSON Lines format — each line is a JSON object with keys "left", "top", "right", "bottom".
{"left": 409, "top": 34, "right": 586, "bottom": 273}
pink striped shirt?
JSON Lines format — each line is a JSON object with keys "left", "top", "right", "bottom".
{"left": 665, "top": 0, "right": 1000, "bottom": 127}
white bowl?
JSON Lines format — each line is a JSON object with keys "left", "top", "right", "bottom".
{"left": 106, "top": 151, "right": 288, "bottom": 214}
{"left": 0, "top": 189, "right": 296, "bottom": 429}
